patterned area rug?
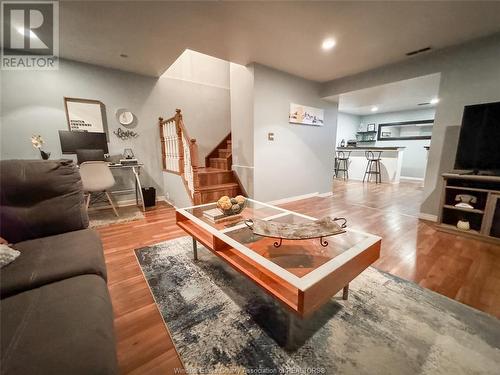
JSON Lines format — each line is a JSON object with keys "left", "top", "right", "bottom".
{"left": 135, "top": 237, "right": 500, "bottom": 375}
{"left": 88, "top": 205, "right": 144, "bottom": 228}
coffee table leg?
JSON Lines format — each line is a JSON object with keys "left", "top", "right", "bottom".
{"left": 342, "top": 284, "right": 349, "bottom": 300}
{"left": 192, "top": 237, "right": 198, "bottom": 260}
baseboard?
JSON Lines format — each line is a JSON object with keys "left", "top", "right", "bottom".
{"left": 318, "top": 191, "right": 333, "bottom": 198}
{"left": 267, "top": 192, "right": 319, "bottom": 205}
{"left": 162, "top": 196, "right": 177, "bottom": 208}
{"left": 232, "top": 164, "right": 254, "bottom": 170}
{"left": 400, "top": 176, "right": 424, "bottom": 181}
{"left": 418, "top": 212, "right": 438, "bottom": 222}
{"left": 91, "top": 195, "right": 166, "bottom": 210}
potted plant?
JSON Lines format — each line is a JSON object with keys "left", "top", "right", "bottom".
{"left": 31, "top": 135, "right": 51, "bottom": 160}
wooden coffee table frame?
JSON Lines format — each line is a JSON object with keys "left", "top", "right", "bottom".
{"left": 176, "top": 199, "right": 381, "bottom": 318}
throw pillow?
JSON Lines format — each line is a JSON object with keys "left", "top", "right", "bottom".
{"left": 0, "top": 244, "right": 20, "bottom": 268}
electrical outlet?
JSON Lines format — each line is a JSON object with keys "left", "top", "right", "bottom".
{"left": 268, "top": 132, "right": 274, "bottom": 141}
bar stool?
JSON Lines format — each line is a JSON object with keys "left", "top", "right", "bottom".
{"left": 335, "top": 151, "right": 351, "bottom": 180}
{"left": 363, "top": 151, "right": 382, "bottom": 183}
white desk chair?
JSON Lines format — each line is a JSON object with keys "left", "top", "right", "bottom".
{"left": 80, "top": 161, "right": 119, "bottom": 216}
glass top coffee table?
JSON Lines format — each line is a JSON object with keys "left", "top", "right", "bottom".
{"left": 176, "top": 198, "right": 381, "bottom": 317}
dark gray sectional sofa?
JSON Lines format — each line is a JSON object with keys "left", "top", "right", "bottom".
{"left": 0, "top": 159, "right": 117, "bottom": 375}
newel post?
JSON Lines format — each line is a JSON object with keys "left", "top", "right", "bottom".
{"left": 173, "top": 111, "right": 184, "bottom": 174}
{"left": 190, "top": 139, "right": 199, "bottom": 168}
{"left": 158, "top": 117, "right": 166, "bottom": 170}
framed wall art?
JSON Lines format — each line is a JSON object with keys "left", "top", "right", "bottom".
{"left": 289, "top": 103, "right": 324, "bottom": 126}
{"left": 64, "top": 97, "right": 108, "bottom": 138}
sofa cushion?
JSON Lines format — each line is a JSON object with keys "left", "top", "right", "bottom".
{"left": 0, "top": 274, "right": 117, "bottom": 375}
{"left": 0, "top": 229, "right": 107, "bottom": 299}
{"left": 0, "top": 159, "right": 89, "bottom": 243}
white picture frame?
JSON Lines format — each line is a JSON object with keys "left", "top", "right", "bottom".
{"left": 289, "top": 103, "right": 324, "bottom": 126}
{"left": 64, "top": 97, "right": 108, "bottom": 137}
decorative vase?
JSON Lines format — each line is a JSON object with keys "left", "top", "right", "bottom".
{"left": 457, "top": 219, "right": 470, "bottom": 231}
{"left": 40, "top": 150, "right": 51, "bottom": 160}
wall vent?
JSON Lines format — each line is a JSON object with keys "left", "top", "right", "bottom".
{"left": 406, "top": 46, "right": 432, "bottom": 56}
{"left": 418, "top": 102, "right": 431, "bottom": 106}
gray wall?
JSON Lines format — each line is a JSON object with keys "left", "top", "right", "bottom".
{"left": 1, "top": 51, "right": 231, "bottom": 207}
{"left": 1, "top": 59, "right": 164, "bottom": 199}
{"left": 230, "top": 63, "right": 255, "bottom": 197}
{"left": 336, "top": 112, "right": 360, "bottom": 146}
{"left": 322, "top": 33, "right": 500, "bottom": 217}
{"left": 253, "top": 64, "right": 337, "bottom": 202}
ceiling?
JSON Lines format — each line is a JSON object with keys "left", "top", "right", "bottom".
{"left": 334, "top": 73, "right": 441, "bottom": 115}
{"left": 58, "top": 1, "right": 500, "bottom": 81}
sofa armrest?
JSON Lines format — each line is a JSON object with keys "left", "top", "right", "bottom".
{"left": 0, "top": 159, "right": 89, "bottom": 243}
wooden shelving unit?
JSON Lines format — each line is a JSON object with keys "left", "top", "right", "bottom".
{"left": 437, "top": 173, "right": 500, "bottom": 244}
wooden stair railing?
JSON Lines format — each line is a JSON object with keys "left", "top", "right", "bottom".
{"left": 159, "top": 109, "right": 199, "bottom": 199}
{"left": 159, "top": 110, "right": 244, "bottom": 204}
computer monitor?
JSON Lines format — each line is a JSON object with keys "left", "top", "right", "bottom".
{"left": 76, "top": 149, "right": 106, "bottom": 164}
{"left": 58, "top": 130, "right": 109, "bottom": 154}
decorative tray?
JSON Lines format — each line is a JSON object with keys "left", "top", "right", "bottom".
{"left": 244, "top": 216, "right": 347, "bottom": 247}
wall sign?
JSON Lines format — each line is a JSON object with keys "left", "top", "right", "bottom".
{"left": 64, "top": 97, "right": 108, "bottom": 137}
{"left": 289, "top": 103, "right": 324, "bottom": 126}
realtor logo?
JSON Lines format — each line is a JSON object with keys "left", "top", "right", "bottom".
{"left": 1, "top": 1, "right": 59, "bottom": 70}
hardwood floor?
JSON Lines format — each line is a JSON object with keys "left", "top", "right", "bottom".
{"left": 97, "top": 179, "right": 500, "bottom": 374}
{"left": 97, "top": 204, "right": 185, "bottom": 374}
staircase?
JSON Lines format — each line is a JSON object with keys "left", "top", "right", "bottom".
{"left": 159, "top": 110, "right": 243, "bottom": 205}
{"left": 193, "top": 135, "right": 241, "bottom": 204}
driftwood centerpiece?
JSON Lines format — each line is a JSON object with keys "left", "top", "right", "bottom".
{"left": 245, "top": 216, "right": 347, "bottom": 248}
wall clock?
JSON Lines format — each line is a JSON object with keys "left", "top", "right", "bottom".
{"left": 116, "top": 108, "right": 137, "bottom": 128}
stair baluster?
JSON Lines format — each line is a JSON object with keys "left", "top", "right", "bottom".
{"left": 159, "top": 110, "right": 243, "bottom": 204}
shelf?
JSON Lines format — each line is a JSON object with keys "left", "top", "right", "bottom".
{"left": 357, "top": 140, "right": 376, "bottom": 143}
{"left": 443, "top": 204, "right": 484, "bottom": 214}
{"left": 446, "top": 185, "right": 492, "bottom": 193}
{"left": 438, "top": 223, "right": 480, "bottom": 235}
{"left": 357, "top": 131, "right": 377, "bottom": 134}
{"left": 439, "top": 174, "right": 500, "bottom": 245}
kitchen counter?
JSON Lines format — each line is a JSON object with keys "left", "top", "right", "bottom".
{"left": 335, "top": 146, "right": 405, "bottom": 183}
{"left": 337, "top": 146, "right": 406, "bottom": 151}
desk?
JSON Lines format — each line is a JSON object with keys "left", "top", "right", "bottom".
{"left": 108, "top": 163, "right": 145, "bottom": 211}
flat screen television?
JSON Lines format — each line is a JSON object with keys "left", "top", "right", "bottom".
{"left": 58, "top": 130, "right": 109, "bottom": 154}
{"left": 454, "top": 101, "right": 500, "bottom": 174}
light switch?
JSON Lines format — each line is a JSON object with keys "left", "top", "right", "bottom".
{"left": 268, "top": 132, "right": 274, "bottom": 141}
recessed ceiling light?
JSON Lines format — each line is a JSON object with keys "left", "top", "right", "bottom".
{"left": 371, "top": 106, "right": 378, "bottom": 112}
{"left": 120, "top": 54, "right": 128, "bottom": 58}
{"left": 430, "top": 98, "right": 440, "bottom": 105}
{"left": 322, "top": 38, "right": 336, "bottom": 51}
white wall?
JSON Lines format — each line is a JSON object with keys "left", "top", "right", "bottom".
{"left": 0, "top": 50, "right": 231, "bottom": 207}
{"left": 161, "top": 50, "right": 231, "bottom": 166}
{"left": 253, "top": 64, "right": 337, "bottom": 202}
{"left": 322, "top": 33, "right": 500, "bottom": 216}
{"left": 230, "top": 63, "right": 255, "bottom": 197}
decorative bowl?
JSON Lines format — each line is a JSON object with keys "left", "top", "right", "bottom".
{"left": 217, "top": 195, "right": 246, "bottom": 216}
